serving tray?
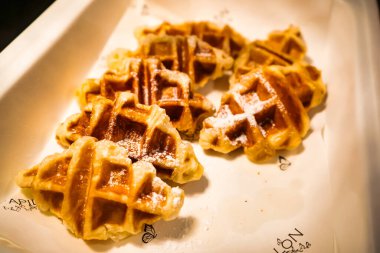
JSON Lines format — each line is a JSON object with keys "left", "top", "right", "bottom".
{"left": 0, "top": 0, "right": 379, "bottom": 252}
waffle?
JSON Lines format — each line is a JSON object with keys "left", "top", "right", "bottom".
{"left": 263, "top": 25, "right": 307, "bottom": 60}
{"left": 109, "top": 35, "right": 234, "bottom": 90}
{"left": 233, "top": 40, "right": 294, "bottom": 79}
{"left": 276, "top": 63, "right": 326, "bottom": 111}
{"left": 135, "top": 21, "right": 248, "bottom": 58}
{"left": 233, "top": 26, "right": 307, "bottom": 80}
{"left": 231, "top": 63, "right": 326, "bottom": 111}
{"left": 16, "top": 137, "right": 184, "bottom": 241}
{"left": 199, "top": 66, "right": 310, "bottom": 162}
{"left": 231, "top": 26, "right": 326, "bottom": 110}
{"left": 78, "top": 57, "right": 215, "bottom": 138}
{"left": 56, "top": 92, "right": 203, "bottom": 184}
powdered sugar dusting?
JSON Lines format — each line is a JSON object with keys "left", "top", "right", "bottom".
{"left": 149, "top": 191, "right": 165, "bottom": 206}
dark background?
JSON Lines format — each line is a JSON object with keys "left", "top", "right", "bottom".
{"left": 0, "top": 0, "right": 379, "bottom": 52}
{"left": 0, "top": 0, "right": 55, "bottom": 52}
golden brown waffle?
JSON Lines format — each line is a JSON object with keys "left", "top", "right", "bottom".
{"left": 233, "top": 40, "right": 294, "bottom": 78}
{"left": 199, "top": 66, "right": 310, "bottom": 162}
{"left": 276, "top": 63, "right": 326, "bottom": 111}
{"left": 231, "top": 26, "right": 326, "bottom": 111}
{"left": 264, "top": 25, "right": 307, "bottom": 60}
{"left": 233, "top": 26, "right": 307, "bottom": 80}
{"left": 109, "top": 35, "right": 234, "bottom": 90}
{"left": 231, "top": 63, "right": 326, "bottom": 111}
{"left": 78, "top": 57, "right": 215, "bottom": 138}
{"left": 16, "top": 137, "right": 184, "bottom": 241}
{"left": 135, "top": 21, "right": 248, "bottom": 58}
{"left": 56, "top": 92, "right": 203, "bottom": 184}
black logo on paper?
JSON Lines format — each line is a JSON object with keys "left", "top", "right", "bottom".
{"left": 278, "top": 156, "right": 291, "bottom": 170}
{"left": 2, "top": 198, "right": 37, "bottom": 212}
{"left": 141, "top": 4, "right": 150, "bottom": 16}
{"left": 273, "top": 228, "right": 311, "bottom": 253}
{"left": 213, "top": 8, "right": 232, "bottom": 23}
{"left": 142, "top": 224, "right": 157, "bottom": 243}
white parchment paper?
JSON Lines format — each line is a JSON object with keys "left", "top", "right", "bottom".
{"left": 3, "top": 0, "right": 374, "bottom": 252}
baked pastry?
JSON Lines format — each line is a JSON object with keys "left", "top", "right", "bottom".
{"left": 233, "top": 26, "right": 307, "bottom": 80}
{"left": 231, "top": 63, "right": 326, "bottom": 111}
{"left": 56, "top": 92, "right": 203, "bottom": 184}
{"left": 276, "top": 63, "right": 326, "bottom": 111}
{"left": 78, "top": 57, "right": 215, "bottom": 138}
{"left": 199, "top": 66, "right": 310, "bottom": 162}
{"left": 16, "top": 137, "right": 184, "bottom": 241}
{"left": 261, "top": 25, "right": 306, "bottom": 60}
{"left": 232, "top": 26, "right": 326, "bottom": 111}
{"left": 109, "top": 35, "right": 234, "bottom": 90}
{"left": 135, "top": 21, "right": 247, "bottom": 58}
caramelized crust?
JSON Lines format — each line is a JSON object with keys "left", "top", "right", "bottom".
{"left": 233, "top": 26, "right": 307, "bottom": 81}
{"left": 109, "top": 35, "right": 234, "bottom": 90}
{"left": 264, "top": 25, "right": 306, "bottom": 60}
{"left": 57, "top": 92, "right": 203, "bottom": 184}
{"left": 199, "top": 67, "right": 310, "bottom": 162}
{"left": 276, "top": 63, "right": 326, "bottom": 111}
{"left": 232, "top": 26, "right": 326, "bottom": 112}
{"left": 16, "top": 137, "right": 184, "bottom": 240}
{"left": 231, "top": 63, "right": 326, "bottom": 111}
{"left": 135, "top": 21, "right": 248, "bottom": 59}
{"left": 77, "top": 57, "right": 214, "bottom": 138}
{"left": 234, "top": 40, "right": 294, "bottom": 78}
